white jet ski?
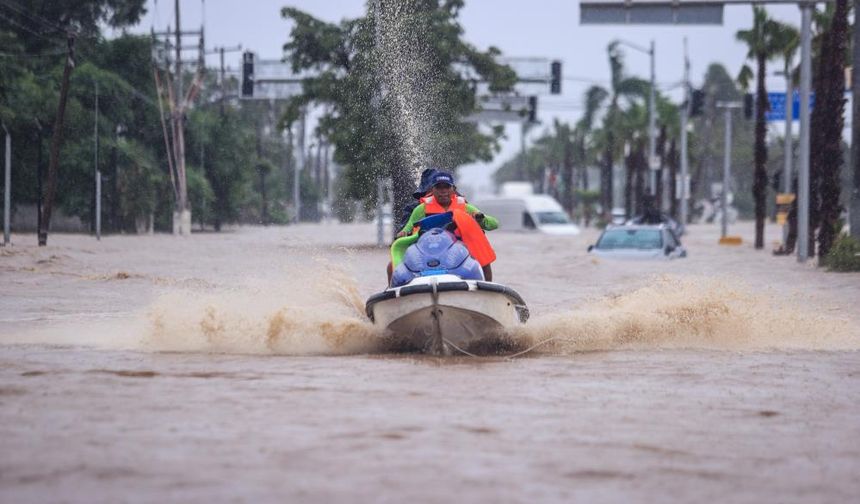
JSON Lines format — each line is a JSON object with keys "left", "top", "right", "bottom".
{"left": 365, "top": 213, "right": 529, "bottom": 355}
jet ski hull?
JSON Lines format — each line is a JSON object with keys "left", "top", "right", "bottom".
{"left": 366, "top": 276, "right": 529, "bottom": 355}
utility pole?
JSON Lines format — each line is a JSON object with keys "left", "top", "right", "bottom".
{"left": 284, "top": 125, "right": 294, "bottom": 224}
{"left": 172, "top": 0, "right": 188, "bottom": 234}
{"left": 295, "top": 108, "right": 305, "bottom": 224}
{"left": 94, "top": 80, "right": 101, "bottom": 240}
{"left": 852, "top": 0, "right": 860, "bottom": 239}
{"left": 797, "top": 3, "right": 813, "bottom": 262}
{"left": 36, "top": 123, "right": 43, "bottom": 240}
{"left": 717, "top": 101, "right": 742, "bottom": 241}
{"left": 41, "top": 32, "right": 76, "bottom": 247}
{"left": 679, "top": 38, "right": 690, "bottom": 228}
{"left": 151, "top": 1, "right": 205, "bottom": 236}
{"left": 216, "top": 45, "right": 242, "bottom": 116}
{"left": 2, "top": 123, "right": 9, "bottom": 246}
{"left": 648, "top": 39, "right": 657, "bottom": 198}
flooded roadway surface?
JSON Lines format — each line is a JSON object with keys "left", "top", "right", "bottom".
{"left": 2, "top": 222, "right": 859, "bottom": 503}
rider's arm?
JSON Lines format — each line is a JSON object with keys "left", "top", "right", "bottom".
{"left": 399, "top": 204, "right": 427, "bottom": 236}
{"left": 466, "top": 204, "right": 498, "bottom": 231}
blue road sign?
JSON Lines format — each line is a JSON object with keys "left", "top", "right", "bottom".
{"left": 765, "top": 92, "right": 816, "bottom": 122}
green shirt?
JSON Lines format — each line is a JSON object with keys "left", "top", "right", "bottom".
{"left": 399, "top": 202, "right": 499, "bottom": 235}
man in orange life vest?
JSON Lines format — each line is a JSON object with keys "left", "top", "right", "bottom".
{"left": 397, "top": 171, "right": 499, "bottom": 281}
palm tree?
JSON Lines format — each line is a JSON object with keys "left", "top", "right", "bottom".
{"left": 811, "top": 0, "right": 849, "bottom": 260}
{"left": 600, "top": 42, "right": 655, "bottom": 220}
{"left": 737, "top": 6, "right": 782, "bottom": 249}
{"left": 573, "top": 85, "right": 608, "bottom": 201}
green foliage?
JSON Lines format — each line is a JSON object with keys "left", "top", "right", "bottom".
{"left": 823, "top": 234, "right": 860, "bottom": 271}
{"left": 281, "top": 1, "right": 517, "bottom": 213}
{"left": 0, "top": 3, "right": 314, "bottom": 233}
{"left": 115, "top": 138, "right": 166, "bottom": 226}
{"left": 187, "top": 165, "right": 214, "bottom": 226}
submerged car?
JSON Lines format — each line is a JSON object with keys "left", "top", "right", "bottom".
{"left": 588, "top": 224, "right": 687, "bottom": 260}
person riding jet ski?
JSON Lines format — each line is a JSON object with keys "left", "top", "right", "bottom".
{"left": 397, "top": 171, "right": 498, "bottom": 281}
{"left": 397, "top": 167, "right": 438, "bottom": 231}
{"left": 368, "top": 171, "right": 527, "bottom": 355}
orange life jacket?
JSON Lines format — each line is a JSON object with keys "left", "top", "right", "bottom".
{"left": 419, "top": 196, "right": 495, "bottom": 267}
{"left": 422, "top": 195, "right": 466, "bottom": 214}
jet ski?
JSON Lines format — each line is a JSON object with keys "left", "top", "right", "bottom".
{"left": 365, "top": 212, "right": 529, "bottom": 355}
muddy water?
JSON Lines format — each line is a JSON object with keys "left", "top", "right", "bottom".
{"left": 1, "top": 222, "right": 859, "bottom": 503}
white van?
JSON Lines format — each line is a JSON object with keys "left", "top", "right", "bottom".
{"left": 473, "top": 194, "right": 581, "bottom": 235}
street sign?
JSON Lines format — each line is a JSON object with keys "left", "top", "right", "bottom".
{"left": 466, "top": 94, "right": 532, "bottom": 123}
{"left": 580, "top": 0, "right": 724, "bottom": 25}
{"left": 764, "top": 92, "right": 816, "bottom": 121}
{"left": 241, "top": 54, "right": 310, "bottom": 100}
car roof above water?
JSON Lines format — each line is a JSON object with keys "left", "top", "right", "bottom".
{"left": 604, "top": 223, "right": 670, "bottom": 232}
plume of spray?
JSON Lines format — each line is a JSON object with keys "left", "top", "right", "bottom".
{"left": 372, "top": 0, "right": 446, "bottom": 182}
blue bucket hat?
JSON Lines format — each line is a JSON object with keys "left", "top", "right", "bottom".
{"left": 412, "top": 168, "right": 438, "bottom": 199}
{"left": 428, "top": 171, "right": 455, "bottom": 188}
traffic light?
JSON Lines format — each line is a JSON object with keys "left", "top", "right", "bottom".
{"left": 550, "top": 60, "right": 562, "bottom": 95}
{"left": 744, "top": 93, "right": 754, "bottom": 119}
{"left": 528, "top": 95, "right": 537, "bottom": 122}
{"left": 690, "top": 89, "right": 705, "bottom": 116}
{"left": 241, "top": 51, "right": 255, "bottom": 98}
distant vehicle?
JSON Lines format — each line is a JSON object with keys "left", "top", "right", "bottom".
{"left": 588, "top": 224, "right": 687, "bottom": 260}
{"left": 473, "top": 194, "right": 581, "bottom": 235}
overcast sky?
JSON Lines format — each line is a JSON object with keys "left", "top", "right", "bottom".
{"left": 131, "top": 0, "right": 807, "bottom": 194}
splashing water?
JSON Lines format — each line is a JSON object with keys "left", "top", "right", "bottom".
{"left": 143, "top": 259, "right": 382, "bottom": 355}
{"left": 512, "top": 277, "right": 859, "bottom": 354}
{"left": 141, "top": 271, "right": 858, "bottom": 356}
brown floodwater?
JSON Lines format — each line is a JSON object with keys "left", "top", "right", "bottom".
{"left": 1, "top": 222, "right": 859, "bottom": 503}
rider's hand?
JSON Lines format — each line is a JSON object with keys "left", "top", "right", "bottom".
{"left": 396, "top": 230, "right": 407, "bottom": 238}
{"left": 473, "top": 212, "right": 485, "bottom": 223}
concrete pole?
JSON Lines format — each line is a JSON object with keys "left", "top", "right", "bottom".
{"left": 95, "top": 174, "right": 101, "bottom": 240}
{"left": 783, "top": 68, "right": 793, "bottom": 194}
{"left": 295, "top": 109, "right": 305, "bottom": 224}
{"left": 679, "top": 38, "right": 690, "bottom": 227}
{"left": 94, "top": 80, "right": 101, "bottom": 240}
{"left": 722, "top": 107, "right": 732, "bottom": 239}
{"left": 173, "top": 0, "right": 189, "bottom": 233}
{"left": 797, "top": 3, "right": 812, "bottom": 262}
{"left": 648, "top": 40, "right": 657, "bottom": 196}
{"left": 3, "top": 124, "right": 9, "bottom": 246}
{"left": 219, "top": 47, "right": 225, "bottom": 116}
{"left": 851, "top": 0, "right": 860, "bottom": 239}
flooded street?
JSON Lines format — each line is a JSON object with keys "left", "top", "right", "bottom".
{"left": 2, "top": 222, "right": 860, "bottom": 503}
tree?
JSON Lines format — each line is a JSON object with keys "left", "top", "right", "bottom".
{"left": 599, "top": 42, "right": 655, "bottom": 219}
{"left": 0, "top": 0, "right": 147, "bottom": 245}
{"left": 280, "top": 0, "right": 516, "bottom": 224}
{"left": 737, "top": 6, "right": 782, "bottom": 249}
{"left": 573, "top": 85, "right": 608, "bottom": 200}
{"left": 810, "top": 0, "right": 849, "bottom": 259}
